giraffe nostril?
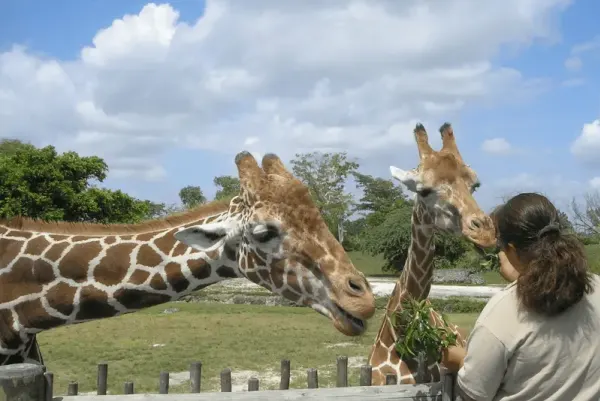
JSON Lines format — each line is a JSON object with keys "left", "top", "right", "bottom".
{"left": 347, "top": 279, "right": 364, "bottom": 295}
{"left": 469, "top": 217, "right": 483, "bottom": 230}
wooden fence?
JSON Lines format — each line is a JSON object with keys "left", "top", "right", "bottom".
{"left": 0, "top": 356, "right": 462, "bottom": 401}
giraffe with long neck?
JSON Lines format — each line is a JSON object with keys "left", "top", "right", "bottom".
{"left": 368, "top": 123, "right": 496, "bottom": 385}
{"left": 0, "top": 152, "right": 376, "bottom": 366}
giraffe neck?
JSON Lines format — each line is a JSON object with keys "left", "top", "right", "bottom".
{"left": 368, "top": 198, "right": 441, "bottom": 384}
{"left": 0, "top": 202, "right": 245, "bottom": 360}
{"left": 396, "top": 199, "right": 436, "bottom": 302}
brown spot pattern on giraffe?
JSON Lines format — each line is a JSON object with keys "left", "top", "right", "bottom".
{"left": 77, "top": 286, "right": 118, "bottom": 320}
{"left": 150, "top": 274, "right": 168, "bottom": 290}
{"left": 171, "top": 242, "right": 187, "bottom": 257}
{"left": 135, "top": 232, "right": 156, "bottom": 242}
{"left": 137, "top": 244, "right": 163, "bottom": 267}
{"left": 58, "top": 241, "right": 103, "bottom": 282}
{"left": 188, "top": 258, "right": 211, "bottom": 280}
{"left": 129, "top": 270, "right": 150, "bottom": 285}
{"left": 0, "top": 310, "right": 20, "bottom": 349}
{"left": 15, "top": 299, "right": 65, "bottom": 330}
{"left": 0, "top": 238, "right": 24, "bottom": 266}
{"left": 44, "top": 242, "right": 69, "bottom": 262}
{"left": 23, "top": 236, "right": 51, "bottom": 255}
{"left": 154, "top": 229, "right": 178, "bottom": 254}
{"left": 113, "top": 288, "right": 172, "bottom": 309}
{"left": 216, "top": 266, "right": 237, "bottom": 278}
{"left": 164, "top": 262, "right": 189, "bottom": 292}
{"left": 0, "top": 258, "right": 55, "bottom": 303}
{"left": 4, "top": 230, "right": 32, "bottom": 239}
{"left": 93, "top": 243, "right": 137, "bottom": 286}
{"left": 103, "top": 236, "right": 117, "bottom": 245}
{"left": 45, "top": 281, "right": 78, "bottom": 316}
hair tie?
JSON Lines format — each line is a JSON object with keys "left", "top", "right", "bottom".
{"left": 537, "top": 222, "right": 560, "bottom": 239}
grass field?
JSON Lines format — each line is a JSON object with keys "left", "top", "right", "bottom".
{"left": 38, "top": 302, "right": 478, "bottom": 395}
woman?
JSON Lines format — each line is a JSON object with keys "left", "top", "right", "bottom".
{"left": 442, "top": 192, "right": 600, "bottom": 401}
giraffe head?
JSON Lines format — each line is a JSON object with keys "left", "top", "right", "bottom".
{"left": 389, "top": 123, "right": 495, "bottom": 249}
{"left": 175, "top": 152, "right": 375, "bottom": 336}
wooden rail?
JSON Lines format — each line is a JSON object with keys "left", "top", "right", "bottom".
{"left": 0, "top": 356, "right": 460, "bottom": 400}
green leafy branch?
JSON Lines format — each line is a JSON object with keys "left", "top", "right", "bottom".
{"left": 478, "top": 249, "right": 500, "bottom": 271}
{"left": 391, "top": 297, "right": 458, "bottom": 363}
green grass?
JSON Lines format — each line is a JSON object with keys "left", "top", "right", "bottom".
{"left": 38, "top": 302, "right": 478, "bottom": 395}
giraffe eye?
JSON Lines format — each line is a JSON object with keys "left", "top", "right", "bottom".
{"left": 418, "top": 188, "right": 433, "bottom": 197}
{"left": 252, "top": 225, "right": 280, "bottom": 243}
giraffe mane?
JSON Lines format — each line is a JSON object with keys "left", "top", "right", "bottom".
{"left": 0, "top": 198, "right": 233, "bottom": 236}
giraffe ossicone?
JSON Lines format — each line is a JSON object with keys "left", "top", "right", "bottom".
{"left": 368, "top": 122, "right": 497, "bottom": 385}
{"left": 0, "top": 151, "right": 375, "bottom": 366}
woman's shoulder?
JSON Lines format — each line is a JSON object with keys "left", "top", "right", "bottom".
{"left": 471, "top": 282, "right": 522, "bottom": 344}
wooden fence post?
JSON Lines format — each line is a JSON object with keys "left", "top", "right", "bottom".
{"left": 0, "top": 363, "right": 45, "bottom": 401}
{"left": 279, "top": 359, "right": 290, "bottom": 390}
{"left": 67, "top": 381, "right": 78, "bottom": 395}
{"left": 97, "top": 362, "right": 108, "bottom": 395}
{"left": 220, "top": 369, "right": 232, "bottom": 392}
{"left": 440, "top": 366, "right": 455, "bottom": 401}
{"left": 247, "top": 377, "right": 259, "bottom": 391}
{"left": 307, "top": 368, "right": 318, "bottom": 389}
{"left": 336, "top": 356, "right": 348, "bottom": 387}
{"left": 159, "top": 371, "right": 169, "bottom": 394}
{"left": 359, "top": 365, "right": 372, "bottom": 386}
{"left": 190, "top": 361, "right": 202, "bottom": 393}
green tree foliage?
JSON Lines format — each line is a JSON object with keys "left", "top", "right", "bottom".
{"left": 0, "top": 140, "right": 151, "bottom": 223}
{"left": 213, "top": 175, "right": 240, "bottom": 200}
{"left": 178, "top": 185, "right": 206, "bottom": 209}
{"left": 360, "top": 199, "right": 471, "bottom": 273}
{"left": 142, "top": 201, "right": 182, "bottom": 220}
{"left": 353, "top": 172, "right": 406, "bottom": 214}
{"left": 290, "top": 151, "right": 358, "bottom": 237}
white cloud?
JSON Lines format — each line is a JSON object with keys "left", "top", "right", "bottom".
{"left": 0, "top": 0, "right": 572, "bottom": 180}
{"left": 489, "top": 173, "right": 585, "bottom": 213}
{"left": 571, "top": 119, "right": 600, "bottom": 167}
{"left": 481, "top": 137, "right": 514, "bottom": 155}
{"left": 564, "top": 56, "right": 582, "bottom": 71}
{"left": 590, "top": 177, "right": 600, "bottom": 189}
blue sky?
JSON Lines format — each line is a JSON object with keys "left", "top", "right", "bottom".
{"left": 2, "top": 0, "right": 600, "bottom": 213}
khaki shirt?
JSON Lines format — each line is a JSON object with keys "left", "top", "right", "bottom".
{"left": 457, "top": 274, "right": 600, "bottom": 401}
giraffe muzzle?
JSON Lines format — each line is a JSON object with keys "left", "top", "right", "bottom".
{"left": 333, "top": 302, "right": 367, "bottom": 335}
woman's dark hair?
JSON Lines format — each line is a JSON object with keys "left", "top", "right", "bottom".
{"left": 493, "top": 192, "right": 593, "bottom": 316}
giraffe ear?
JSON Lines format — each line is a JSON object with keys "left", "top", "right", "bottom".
{"left": 174, "top": 221, "right": 239, "bottom": 252}
{"left": 390, "top": 166, "right": 420, "bottom": 192}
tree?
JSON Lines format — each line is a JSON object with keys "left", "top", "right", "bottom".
{"left": 178, "top": 185, "right": 206, "bottom": 209}
{"left": 0, "top": 141, "right": 151, "bottom": 223}
{"left": 213, "top": 176, "right": 240, "bottom": 200}
{"left": 353, "top": 172, "right": 406, "bottom": 214}
{"left": 141, "top": 201, "right": 182, "bottom": 220}
{"left": 0, "top": 139, "right": 32, "bottom": 158}
{"left": 290, "top": 152, "right": 359, "bottom": 238}
{"left": 360, "top": 200, "right": 470, "bottom": 273}
{"left": 571, "top": 192, "right": 600, "bottom": 235}
{"left": 558, "top": 209, "right": 574, "bottom": 232}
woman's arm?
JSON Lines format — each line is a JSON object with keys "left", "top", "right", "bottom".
{"left": 441, "top": 325, "right": 508, "bottom": 401}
